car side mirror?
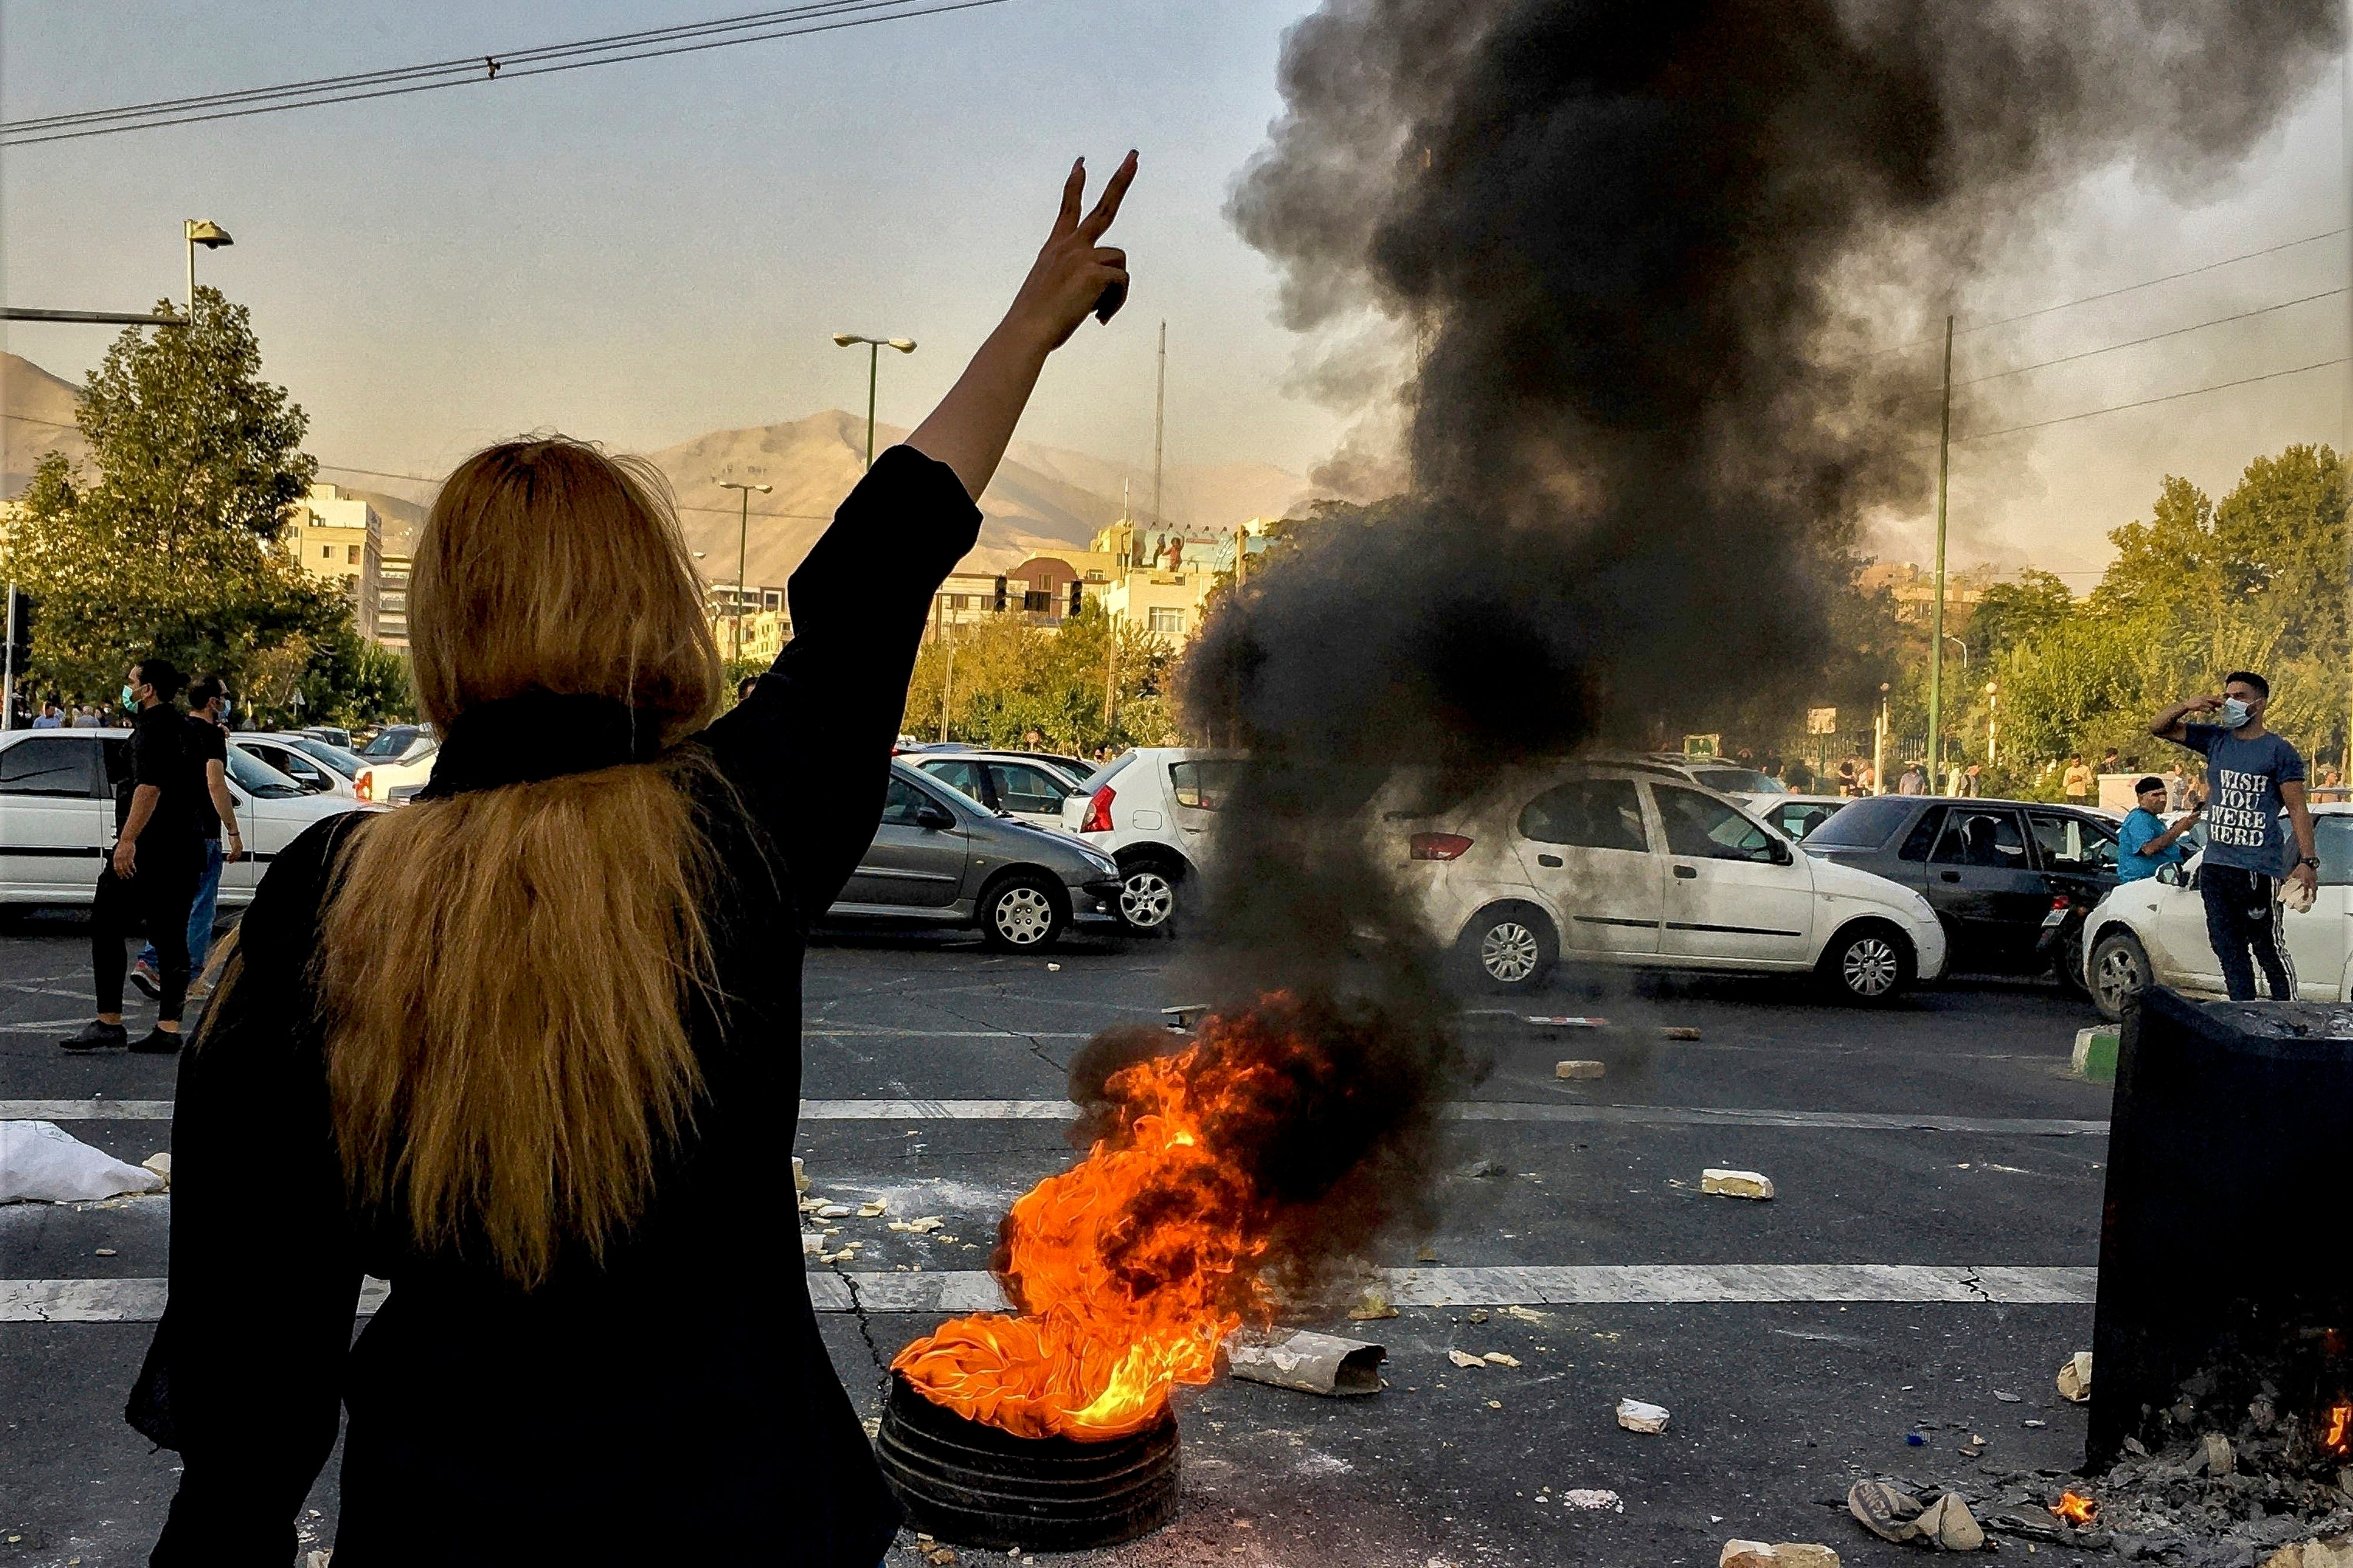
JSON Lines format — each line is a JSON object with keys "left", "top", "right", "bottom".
{"left": 915, "top": 804, "right": 956, "bottom": 831}
{"left": 2154, "top": 863, "right": 2181, "bottom": 887}
{"left": 1767, "top": 838, "right": 1792, "bottom": 866}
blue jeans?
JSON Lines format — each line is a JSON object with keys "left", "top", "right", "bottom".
{"left": 139, "top": 838, "right": 224, "bottom": 978}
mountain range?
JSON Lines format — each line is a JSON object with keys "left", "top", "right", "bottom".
{"left": 4, "top": 353, "right": 1311, "bottom": 588}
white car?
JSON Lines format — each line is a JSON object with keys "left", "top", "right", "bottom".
{"left": 2079, "top": 803, "right": 2352, "bottom": 1021}
{"left": 0, "top": 728, "right": 371, "bottom": 905}
{"left": 1385, "top": 762, "right": 1948, "bottom": 1003}
{"left": 1062, "top": 747, "right": 1237, "bottom": 933}
{"left": 355, "top": 744, "right": 439, "bottom": 805}
{"left": 908, "top": 750, "right": 1088, "bottom": 833}
{"left": 230, "top": 733, "right": 361, "bottom": 798}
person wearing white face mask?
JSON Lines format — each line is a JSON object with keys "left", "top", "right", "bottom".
{"left": 2150, "top": 670, "right": 2319, "bottom": 1002}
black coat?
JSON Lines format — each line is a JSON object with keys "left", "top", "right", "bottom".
{"left": 136, "top": 446, "right": 979, "bottom": 1566}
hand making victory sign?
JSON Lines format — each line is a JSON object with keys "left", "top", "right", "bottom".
{"left": 909, "top": 151, "right": 1138, "bottom": 499}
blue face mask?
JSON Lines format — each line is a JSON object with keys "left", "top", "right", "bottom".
{"left": 2218, "top": 698, "right": 2251, "bottom": 729}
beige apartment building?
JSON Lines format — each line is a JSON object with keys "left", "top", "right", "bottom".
{"left": 284, "top": 484, "right": 384, "bottom": 642}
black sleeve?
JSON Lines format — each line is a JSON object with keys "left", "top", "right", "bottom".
{"left": 698, "top": 445, "right": 982, "bottom": 914}
{"left": 195, "top": 720, "right": 227, "bottom": 766}
{"left": 140, "top": 817, "right": 366, "bottom": 1565}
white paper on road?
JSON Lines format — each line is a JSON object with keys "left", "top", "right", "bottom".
{"left": 1, "top": 1120, "right": 166, "bottom": 1203}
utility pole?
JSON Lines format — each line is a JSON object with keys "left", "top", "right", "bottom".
{"left": 941, "top": 640, "right": 955, "bottom": 742}
{"left": 2, "top": 585, "right": 16, "bottom": 733}
{"left": 831, "top": 333, "right": 916, "bottom": 470}
{"left": 1152, "top": 321, "right": 1166, "bottom": 530}
{"left": 2343, "top": 0, "right": 2352, "bottom": 780}
{"left": 1927, "top": 314, "right": 1955, "bottom": 793}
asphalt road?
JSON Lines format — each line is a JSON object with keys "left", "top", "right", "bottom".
{"left": 1, "top": 912, "right": 2115, "bottom": 1568}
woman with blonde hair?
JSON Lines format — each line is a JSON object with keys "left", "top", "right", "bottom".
{"left": 133, "top": 154, "right": 1135, "bottom": 1566}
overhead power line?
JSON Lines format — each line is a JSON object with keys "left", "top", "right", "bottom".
{"left": 0, "top": 0, "right": 1005, "bottom": 146}
{"left": 1939, "top": 286, "right": 2349, "bottom": 391}
{"left": 311, "top": 462, "right": 832, "bottom": 519}
{"left": 1951, "top": 355, "right": 2348, "bottom": 444}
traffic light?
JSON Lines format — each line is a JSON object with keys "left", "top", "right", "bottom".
{"left": 992, "top": 576, "right": 1009, "bottom": 613}
{"left": 5, "top": 590, "right": 32, "bottom": 668}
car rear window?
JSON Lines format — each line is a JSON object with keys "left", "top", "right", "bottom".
{"left": 1804, "top": 795, "right": 1915, "bottom": 850}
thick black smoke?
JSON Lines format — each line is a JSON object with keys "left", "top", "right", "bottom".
{"left": 1181, "top": 0, "right": 2338, "bottom": 967}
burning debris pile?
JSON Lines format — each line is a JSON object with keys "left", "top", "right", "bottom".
{"left": 890, "top": 993, "right": 1458, "bottom": 1442}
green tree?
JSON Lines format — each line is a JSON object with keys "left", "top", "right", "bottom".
{"left": 2, "top": 287, "right": 354, "bottom": 706}
{"left": 1967, "top": 569, "right": 2075, "bottom": 664}
{"left": 902, "top": 603, "right": 1176, "bottom": 752}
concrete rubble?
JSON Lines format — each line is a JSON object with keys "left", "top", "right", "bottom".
{"left": 1555, "top": 1060, "right": 1607, "bottom": 1080}
{"left": 1702, "top": 1169, "right": 1776, "bottom": 1200}
{"left": 1617, "top": 1397, "right": 1671, "bottom": 1434}
{"left": 1722, "top": 1541, "right": 1840, "bottom": 1568}
{"left": 1225, "top": 1328, "right": 1385, "bottom": 1396}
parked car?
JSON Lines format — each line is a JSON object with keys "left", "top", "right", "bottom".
{"left": 907, "top": 751, "right": 1088, "bottom": 832}
{"left": 1385, "top": 761, "right": 1946, "bottom": 1003}
{"left": 824, "top": 760, "right": 1124, "bottom": 950}
{"left": 905, "top": 740, "right": 1094, "bottom": 780}
{"left": 230, "top": 733, "right": 361, "bottom": 798}
{"left": 1061, "top": 748, "right": 1238, "bottom": 933}
{"left": 354, "top": 743, "right": 441, "bottom": 805}
{"left": 299, "top": 725, "right": 355, "bottom": 751}
{"left": 1636, "top": 753, "right": 1792, "bottom": 800}
{"left": 1797, "top": 794, "right": 2121, "bottom": 985}
{"left": 0, "top": 728, "right": 369, "bottom": 906}
{"left": 1754, "top": 793, "right": 1852, "bottom": 845}
{"left": 357, "top": 724, "right": 436, "bottom": 763}
{"left": 2079, "top": 804, "right": 2352, "bottom": 1021}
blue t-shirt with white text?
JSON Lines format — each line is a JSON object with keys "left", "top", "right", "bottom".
{"left": 2177, "top": 724, "right": 2304, "bottom": 873}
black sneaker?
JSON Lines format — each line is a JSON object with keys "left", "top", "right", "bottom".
{"left": 129, "top": 1027, "right": 183, "bottom": 1055}
{"left": 129, "top": 960, "right": 162, "bottom": 1000}
{"left": 60, "top": 1020, "right": 129, "bottom": 1052}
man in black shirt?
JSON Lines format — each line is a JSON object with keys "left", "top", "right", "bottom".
{"left": 61, "top": 655, "right": 206, "bottom": 1053}
{"left": 130, "top": 675, "right": 244, "bottom": 1000}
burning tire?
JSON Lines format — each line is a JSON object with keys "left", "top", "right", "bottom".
{"left": 1460, "top": 902, "right": 1557, "bottom": 993}
{"left": 874, "top": 1370, "right": 1181, "bottom": 1552}
{"left": 980, "top": 873, "right": 1066, "bottom": 952}
{"left": 1818, "top": 919, "right": 1912, "bottom": 1005}
{"left": 1116, "top": 859, "right": 1181, "bottom": 935}
{"left": 2088, "top": 929, "right": 2149, "bottom": 1023}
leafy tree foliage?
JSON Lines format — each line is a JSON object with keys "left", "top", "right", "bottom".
{"left": 2, "top": 288, "right": 401, "bottom": 724}
{"left": 901, "top": 603, "right": 1176, "bottom": 752}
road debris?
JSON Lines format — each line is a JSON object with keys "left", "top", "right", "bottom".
{"left": 1161, "top": 1002, "right": 1210, "bottom": 1031}
{"left": 816, "top": 1203, "right": 853, "bottom": 1219}
{"left": 2056, "top": 1350, "right": 2092, "bottom": 1403}
{"left": 1348, "top": 1287, "right": 1399, "bottom": 1321}
{"left": 792, "top": 1155, "right": 807, "bottom": 1193}
{"left": 141, "top": 1151, "right": 171, "bottom": 1185}
{"left": 2196, "top": 1432, "right": 2235, "bottom": 1476}
{"left": 1561, "top": 1489, "right": 1624, "bottom": 1513}
{"left": 1482, "top": 1352, "right": 1521, "bottom": 1367}
{"left": 1225, "top": 1329, "right": 1385, "bottom": 1396}
{"left": 1449, "top": 1350, "right": 1485, "bottom": 1369}
{"left": 1555, "top": 1059, "right": 1607, "bottom": 1079}
{"left": 2262, "top": 1532, "right": 2353, "bottom": 1568}
{"left": 1848, "top": 1483, "right": 1984, "bottom": 1550}
{"left": 1702, "top": 1168, "right": 1777, "bottom": 1200}
{"left": 1721, "top": 1541, "right": 1840, "bottom": 1568}
{"left": 1459, "top": 1156, "right": 1508, "bottom": 1177}
{"left": 1, "top": 1120, "right": 168, "bottom": 1203}
{"left": 1531, "top": 1016, "right": 1609, "bottom": 1028}
{"left": 1993, "top": 1390, "right": 2022, "bottom": 1403}
{"left": 1616, "top": 1397, "right": 1670, "bottom": 1434}
{"left": 1045, "top": 962, "right": 1061, "bottom": 972}
{"left": 889, "top": 1216, "right": 946, "bottom": 1233}
{"left": 856, "top": 1200, "right": 888, "bottom": 1217}
{"left": 1661, "top": 1026, "right": 1704, "bottom": 1040}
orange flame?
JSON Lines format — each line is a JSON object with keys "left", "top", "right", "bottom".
{"left": 2049, "top": 1491, "right": 2097, "bottom": 1527}
{"left": 893, "top": 1008, "right": 1307, "bottom": 1441}
{"left": 2326, "top": 1400, "right": 2351, "bottom": 1455}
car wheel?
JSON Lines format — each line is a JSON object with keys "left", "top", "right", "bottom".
{"left": 1818, "top": 920, "right": 1913, "bottom": 1006}
{"left": 1117, "top": 860, "right": 1181, "bottom": 935}
{"left": 979, "top": 874, "right": 1066, "bottom": 952}
{"left": 2088, "top": 929, "right": 2149, "bottom": 1024}
{"left": 1459, "top": 903, "right": 1558, "bottom": 993}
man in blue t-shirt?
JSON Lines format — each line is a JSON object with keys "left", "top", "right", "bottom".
{"left": 2116, "top": 775, "right": 2199, "bottom": 883}
{"left": 2150, "top": 670, "right": 2319, "bottom": 1001}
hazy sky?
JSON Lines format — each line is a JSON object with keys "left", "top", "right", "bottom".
{"left": 5, "top": 1, "right": 2347, "bottom": 588}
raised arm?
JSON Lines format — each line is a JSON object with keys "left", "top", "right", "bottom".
{"left": 2150, "top": 692, "right": 2222, "bottom": 743}
{"left": 701, "top": 154, "right": 1141, "bottom": 907}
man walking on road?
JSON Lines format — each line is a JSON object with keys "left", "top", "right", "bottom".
{"left": 2150, "top": 671, "right": 2318, "bottom": 1001}
{"left": 2117, "top": 775, "right": 2199, "bottom": 883}
{"left": 59, "top": 657, "right": 206, "bottom": 1053}
{"left": 129, "top": 676, "right": 242, "bottom": 1002}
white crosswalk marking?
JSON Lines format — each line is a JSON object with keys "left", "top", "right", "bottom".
{"left": 4, "top": 1264, "right": 2093, "bottom": 1322}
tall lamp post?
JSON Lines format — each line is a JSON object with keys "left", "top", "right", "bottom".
{"left": 184, "top": 219, "right": 233, "bottom": 318}
{"left": 831, "top": 333, "right": 916, "bottom": 469}
{"left": 715, "top": 481, "right": 771, "bottom": 660}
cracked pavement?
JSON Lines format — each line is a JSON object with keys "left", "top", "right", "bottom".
{"left": 4, "top": 915, "right": 2118, "bottom": 1567}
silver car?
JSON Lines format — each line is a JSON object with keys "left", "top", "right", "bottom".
{"left": 825, "top": 760, "right": 1126, "bottom": 950}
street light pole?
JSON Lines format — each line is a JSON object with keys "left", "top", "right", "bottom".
{"left": 831, "top": 333, "right": 917, "bottom": 469}
{"left": 184, "top": 219, "right": 232, "bottom": 319}
{"left": 715, "top": 480, "right": 772, "bottom": 661}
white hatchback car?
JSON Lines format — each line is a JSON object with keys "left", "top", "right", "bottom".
{"left": 0, "top": 728, "right": 369, "bottom": 906}
{"left": 2078, "top": 803, "right": 2352, "bottom": 1021}
{"left": 1385, "top": 762, "right": 1948, "bottom": 1003}
{"left": 1062, "top": 747, "right": 1236, "bottom": 933}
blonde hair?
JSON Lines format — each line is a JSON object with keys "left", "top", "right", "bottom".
{"left": 319, "top": 437, "right": 726, "bottom": 1286}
